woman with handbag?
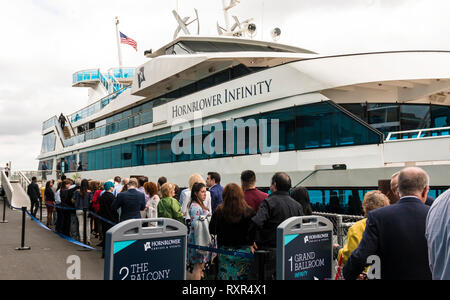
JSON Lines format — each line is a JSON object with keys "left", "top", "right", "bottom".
{"left": 186, "top": 182, "right": 211, "bottom": 280}
{"left": 209, "top": 183, "right": 256, "bottom": 280}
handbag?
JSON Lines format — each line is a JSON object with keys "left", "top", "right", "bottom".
{"left": 194, "top": 215, "right": 212, "bottom": 255}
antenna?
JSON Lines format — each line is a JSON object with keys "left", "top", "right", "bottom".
{"left": 172, "top": 9, "right": 200, "bottom": 40}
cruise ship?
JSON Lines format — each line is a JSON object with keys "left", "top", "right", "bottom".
{"left": 36, "top": 7, "right": 450, "bottom": 214}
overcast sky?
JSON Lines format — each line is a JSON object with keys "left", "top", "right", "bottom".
{"left": 1, "top": 0, "right": 450, "bottom": 171}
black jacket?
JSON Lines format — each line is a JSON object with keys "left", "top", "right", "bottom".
{"left": 249, "top": 191, "right": 304, "bottom": 248}
{"left": 44, "top": 187, "right": 55, "bottom": 203}
{"left": 343, "top": 197, "right": 432, "bottom": 280}
{"left": 99, "top": 191, "right": 119, "bottom": 225}
{"left": 27, "top": 182, "right": 41, "bottom": 202}
{"left": 209, "top": 206, "right": 256, "bottom": 248}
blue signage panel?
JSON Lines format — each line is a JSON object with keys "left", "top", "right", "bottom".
{"left": 283, "top": 231, "right": 332, "bottom": 280}
{"left": 112, "top": 236, "right": 186, "bottom": 280}
{"left": 104, "top": 218, "right": 187, "bottom": 280}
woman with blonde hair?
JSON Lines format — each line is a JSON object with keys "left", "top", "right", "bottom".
{"left": 157, "top": 183, "right": 183, "bottom": 222}
{"left": 181, "top": 174, "right": 212, "bottom": 220}
{"left": 334, "top": 190, "right": 390, "bottom": 278}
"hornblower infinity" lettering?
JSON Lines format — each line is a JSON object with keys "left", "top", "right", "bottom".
{"left": 172, "top": 79, "right": 272, "bottom": 118}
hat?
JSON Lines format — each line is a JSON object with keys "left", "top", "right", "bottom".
{"left": 104, "top": 181, "right": 114, "bottom": 191}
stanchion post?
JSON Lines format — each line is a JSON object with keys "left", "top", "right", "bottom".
{"left": 16, "top": 207, "right": 31, "bottom": 251}
{"left": 0, "top": 196, "right": 8, "bottom": 224}
{"left": 255, "top": 250, "right": 270, "bottom": 280}
{"left": 39, "top": 198, "right": 43, "bottom": 222}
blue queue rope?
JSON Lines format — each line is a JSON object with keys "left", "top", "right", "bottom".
{"left": 25, "top": 210, "right": 97, "bottom": 250}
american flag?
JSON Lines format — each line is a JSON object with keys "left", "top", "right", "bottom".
{"left": 120, "top": 32, "right": 137, "bottom": 51}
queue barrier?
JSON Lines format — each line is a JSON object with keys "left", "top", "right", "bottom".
{"left": 23, "top": 202, "right": 255, "bottom": 261}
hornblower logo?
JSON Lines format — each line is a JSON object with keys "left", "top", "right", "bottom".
{"left": 137, "top": 67, "right": 146, "bottom": 88}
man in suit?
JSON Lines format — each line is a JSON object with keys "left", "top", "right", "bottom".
{"left": 343, "top": 167, "right": 432, "bottom": 280}
{"left": 27, "top": 177, "right": 41, "bottom": 217}
{"left": 112, "top": 178, "right": 145, "bottom": 222}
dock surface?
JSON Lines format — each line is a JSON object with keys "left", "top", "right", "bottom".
{"left": 0, "top": 198, "right": 104, "bottom": 280}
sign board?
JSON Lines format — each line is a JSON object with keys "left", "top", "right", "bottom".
{"left": 277, "top": 216, "right": 333, "bottom": 280}
{"left": 104, "top": 218, "right": 187, "bottom": 280}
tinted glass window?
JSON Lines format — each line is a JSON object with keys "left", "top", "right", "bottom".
{"left": 261, "top": 108, "right": 295, "bottom": 152}
{"left": 132, "top": 140, "right": 144, "bottom": 167}
{"left": 103, "top": 147, "right": 112, "bottom": 170}
{"left": 401, "top": 105, "right": 430, "bottom": 131}
{"left": 121, "top": 143, "right": 132, "bottom": 168}
{"left": 367, "top": 104, "right": 399, "bottom": 133}
{"left": 157, "top": 134, "right": 172, "bottom": 164}
{"left": 143, "top": 137, "right": 157, "bottom": 165}
{"left": 112, "top": 145, "right": 121, "bottom": 169}
{"left": 431, "top": 105, "right": 450, "bottom": 128}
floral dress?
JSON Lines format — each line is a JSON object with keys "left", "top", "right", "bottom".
{"left": 187, "top": 203, "right": 211, "bottom": 265}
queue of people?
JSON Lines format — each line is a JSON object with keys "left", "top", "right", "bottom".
{"left": 30, "top": 166, "right": 449, "bottom": 280}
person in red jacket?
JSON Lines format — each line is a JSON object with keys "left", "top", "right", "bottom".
{"left": 240, "top": 170, "right": 268, "bottom": 212}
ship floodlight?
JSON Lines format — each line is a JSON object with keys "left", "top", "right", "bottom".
{"left": 271, "top": 27, "right": 281, "bottom": 41}
{"left": 247, "top": 23, "right": 257, "bottom": 38}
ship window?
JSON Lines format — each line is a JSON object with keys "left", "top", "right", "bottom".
{"left": 157, "top": 134, "right": 172, "bottom": 164}
{"left": 109, "top": 145, "right": 119, "bottom": 169}
{"left": 231, "top": 64, "right": 251, "bottom": 79}
{"left": 296, "top": 102, "right": 382, "bottom": 149}
{"left": 234, "top": 116, "right": 259, "bottom": 155}
{"left": 400, "top": 105, "right": 430, "bottom": 131}
{"left": 41, "top": 131, "right": 56, "bottom": 153}
{"left": 341, "top": 104, "right": 368, "bottom": 122}
{"left": 118, "top": 118, "right": 129, "bottom": 131}
{"left": 79, "top": 152, "right": 88, "bottom": 171}
{"left": 367, "top": 103, "right": 400, "bottom": 133}
{"left": 103, "top": 147, "right": 112, "bottom": 170}
{"left": 95, "top": 149, "right": 103, "bottom": 170}
{"left": 172, "top": 129, "right": 192, "bottom": 162}
{"left": 88, "top": 151, "right": 96, "bottom": 171}
{"left": 261, "top": 108, "right": 295, "bottom": 152}
{"left": 431, "top": 105, "right": 450, "bottom": 128}
{"left": 121, "top": 143, "right": 132, "bottom": 168}
{"left": 132, "top": 140, "right": 144, "bottom": 167}
{"left": 141, "top": 110, "right": 153, "bottom": 125}
{"left": 143, "top": 137, "right": 157, "bottom": 165}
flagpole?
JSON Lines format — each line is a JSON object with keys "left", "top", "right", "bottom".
{"left": 115, "top": 16, "right": 123, "bottom": 69}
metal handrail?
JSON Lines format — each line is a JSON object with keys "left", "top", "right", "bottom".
{"left": 386, "top": 126, "right": 450, "bottom": 142}
{"left": 69, "top": 86, "right": 130, "bottom": 124}
{"left": 17, "top": 171, "right": 31, "bottom": 192}
{"left": 64, "top": 105, "right": 153, "bottom": 147}
{"left": 1, "top": 171, "right": 14, "bottom": 204}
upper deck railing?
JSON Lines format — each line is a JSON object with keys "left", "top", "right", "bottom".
{"left": 42, "top": 116, "right": 57, "bottom": 131}
{"left": 385, "top": 126, "right": 450, "bottom": 141}
{"left": 69, "top": 86, "right": 130, "bottom": 124}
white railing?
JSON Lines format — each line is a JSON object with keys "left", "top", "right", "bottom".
{"left": 0, "top": 170, "right": 14, "bottom": 205}
{"left": 17, "top": 171, "right": 31, "bottom": 193}
{"left": 386, "top": 126, "right": 450, "bottom": 142}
